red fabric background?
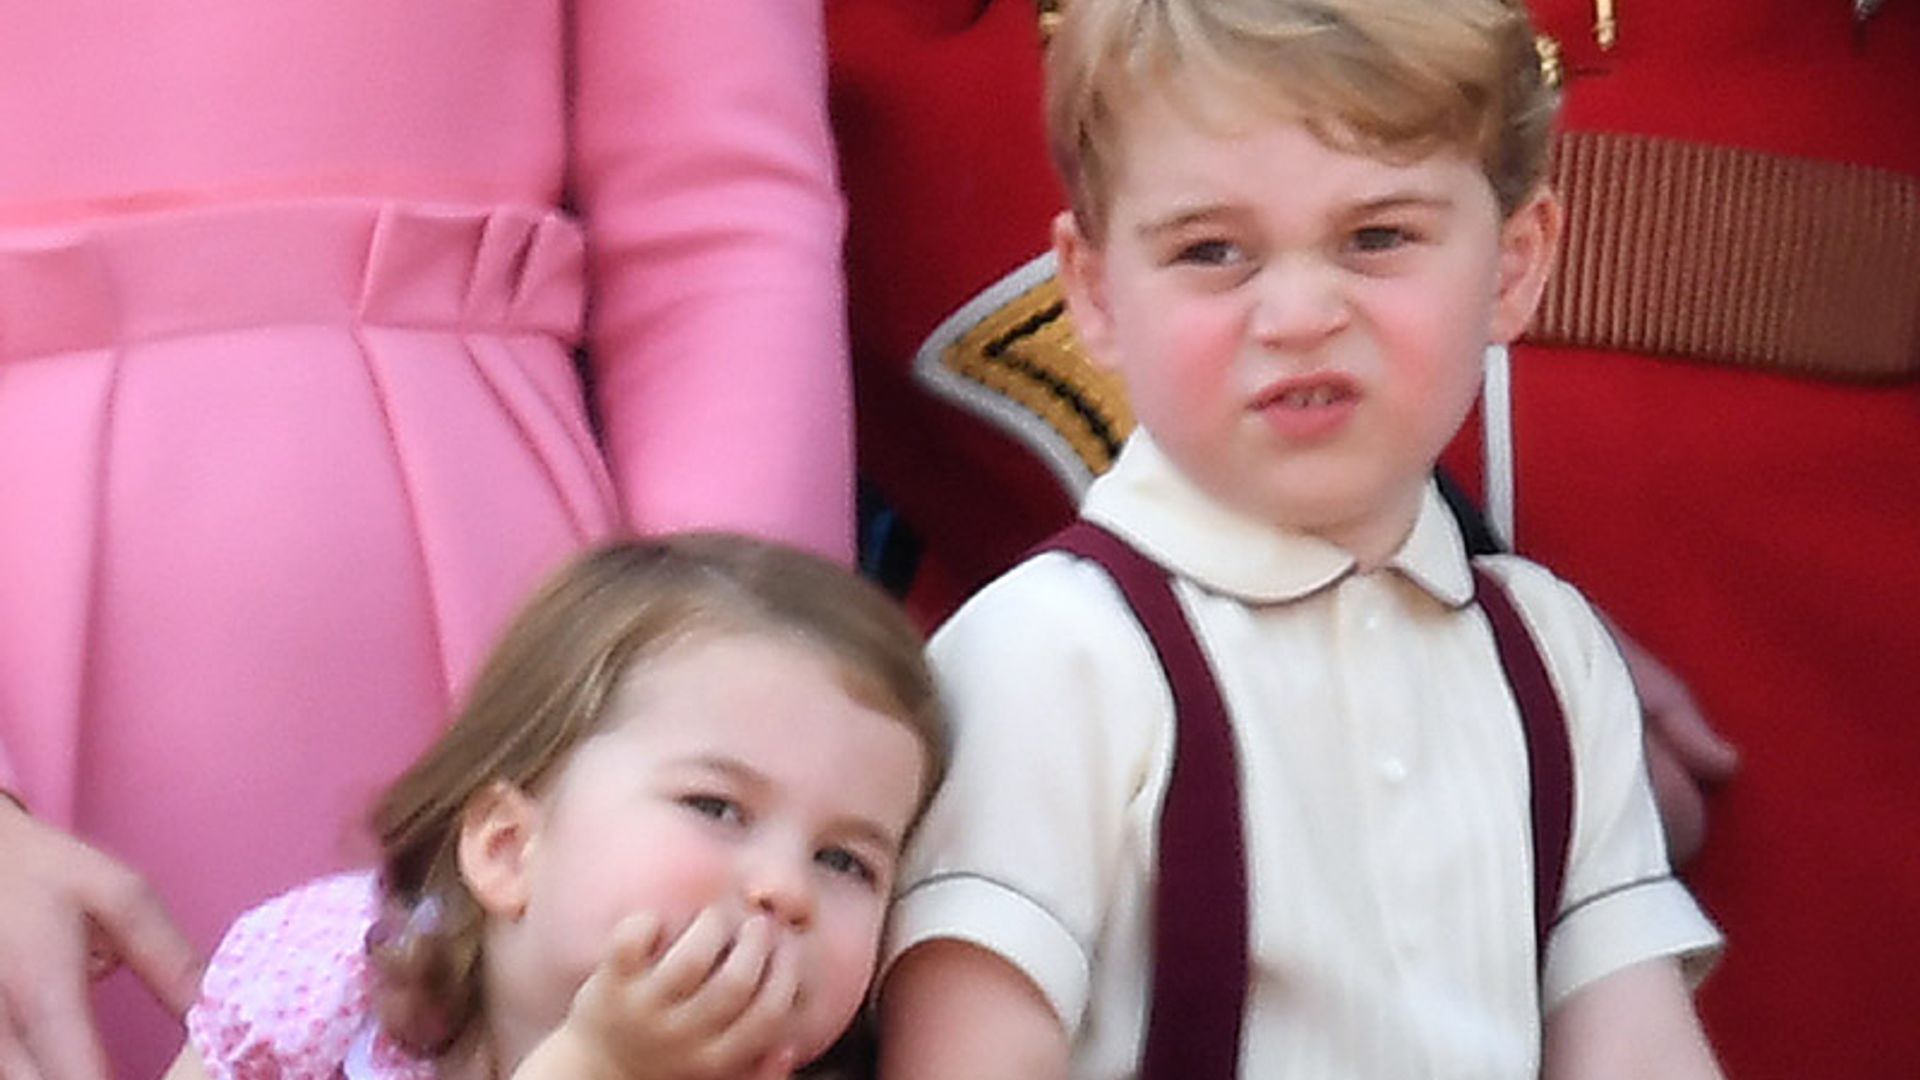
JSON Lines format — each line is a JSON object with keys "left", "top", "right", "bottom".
{"left": 1447, "top": 4, "right": 1920, "bottom": 1077}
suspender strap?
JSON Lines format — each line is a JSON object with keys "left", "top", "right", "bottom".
{"left": 1034, "top": 526, "right": 1576, "bottom": 1079}
{"left": 1471, "top": 565, "right": 1576, "bottom": 971}
{"left": 1040, "top": 522, "right": 1249, "bottom": 1080}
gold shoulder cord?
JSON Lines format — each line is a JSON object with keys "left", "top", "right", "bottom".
{"left": 1593, "top": 0, "right": 1617, "bottom": 49}
{"left": 1038, "top": 1, "right": 1065, "bottom": 42}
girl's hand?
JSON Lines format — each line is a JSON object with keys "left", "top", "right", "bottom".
{"left": 517, "top": 907, "right": 802, "bottom": 1080}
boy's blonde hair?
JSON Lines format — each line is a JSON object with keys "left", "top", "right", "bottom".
{"left": 1047, "top": 0, "right": 1558, "bottom": 238}
{"left": 363, "top": 535, "right": 946, "bottom": 1056}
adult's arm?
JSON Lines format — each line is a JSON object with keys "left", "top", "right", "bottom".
{"left": 572, "top": 0, "right": 852, "bottom": 560}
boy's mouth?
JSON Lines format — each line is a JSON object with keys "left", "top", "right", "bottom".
{"left": 1270, "top": 384, "right": 1349, "bottom": 408}
{"left": 1251, "top": 374, "right": 1360, "bottom": 439}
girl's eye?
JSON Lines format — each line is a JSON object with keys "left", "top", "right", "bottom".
{"left": 815, "top": 846, "right": 878, "bottom": 886}
{"left": 680, "top": 794, "right": 744, "bottom": 825}
{"left": 1350, "top": 225, "right": 1414, "bottom": 253}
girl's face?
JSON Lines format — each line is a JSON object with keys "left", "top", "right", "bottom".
{"left": 479, "top": 632, "right": 928, "bottom": 1063}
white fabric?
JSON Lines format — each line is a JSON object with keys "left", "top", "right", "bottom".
{"left": 884, "top": 433, "right": 1721, "bottom": 1080}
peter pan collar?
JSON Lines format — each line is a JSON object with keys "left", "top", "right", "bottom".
{"left": 1079, "top": 433, "right": 1477, "bottom": 609}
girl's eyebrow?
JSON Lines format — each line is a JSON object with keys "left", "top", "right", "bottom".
{"left": 677, "top": 754, "right": 906, "bottom": 851}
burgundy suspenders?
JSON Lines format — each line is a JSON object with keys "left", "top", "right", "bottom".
{"left": 1472, "top": 564, "right": 1576, "bottom": 968}
{"left": 1039, "top": 521, "right": 1574, "bottom": 1080}
{"left": 1044, "top": 522, "right": 1251, "bottom": 1080}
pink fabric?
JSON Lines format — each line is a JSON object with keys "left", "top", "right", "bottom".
{"left": 0, "top": 2, "right": 848, "bottom": 1071}
{"left": 187, "top": 872, "right": 435, "bottom": 1080}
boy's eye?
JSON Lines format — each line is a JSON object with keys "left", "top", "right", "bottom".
{"left": 815, "top": 846, "right": 878, "bottom": 886}
{"left": 1350, "top": 225, "right": 1413, "bottom": 253}
{"left": 1171, "top": 239, "right": 1244, "bottom": 267}
{"left": 679, "top": 794, "right": 744, "bottom": 825}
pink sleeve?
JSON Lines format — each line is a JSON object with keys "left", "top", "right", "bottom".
{"left": 572, "top": 0, "right": 853, "bottom": 562}
{"left": 187, "top": 872, "right": 432, "bottom": 1080}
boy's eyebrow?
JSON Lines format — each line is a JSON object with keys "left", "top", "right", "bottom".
{"left": 679, "top": 754, "right": 906, "bottom": 851}
{"left": 1347, "top": 191, "right": 1456, "bottom": 214}
{"left": 1134, "top": 203, "right": 1243, "bottom": 239}
{"left": 1134, "top": 190, "right": 1459, "bottom": 240}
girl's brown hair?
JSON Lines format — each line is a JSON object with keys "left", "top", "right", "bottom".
{"left": 1047, "top": 0, "right": 1559, "bottom": 238}
{"left": 364, "top": 534, "right": 946, "bottom": 1056}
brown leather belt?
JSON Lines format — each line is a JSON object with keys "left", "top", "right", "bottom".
{"left": 1532, "top": 130, "right": 1920, "bottom": 382}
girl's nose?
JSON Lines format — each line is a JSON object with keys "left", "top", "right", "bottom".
{"left": 743, "top": 846, "right": 816, "bottom": 930}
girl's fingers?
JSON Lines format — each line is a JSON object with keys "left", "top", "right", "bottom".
{"left": 703, "top": 934, "right": 803, "bottom": 1067}
{"left": 642, "top": 907, "right": 738, "bottom": 1004}
{"left": 745, "top": 1044, "right": 799, "bottom": 1080}
{"left": 669, "top": 915, "right": 775, "bottom": 1032}
{"left": 605, "top": 911, "right": 665, "bottom": 980}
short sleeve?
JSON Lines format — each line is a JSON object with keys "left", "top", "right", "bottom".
{"left": 187, "top": 871, "right": 433, "bottom": 1080}
{"left": 882, "top": 554, "right": 1172, "bottom": 1034}
{"left": 1484, "top": 559, "right": 1724, "bottom": 1010}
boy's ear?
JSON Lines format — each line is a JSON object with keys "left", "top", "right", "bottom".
{"left": 1053, "top": 210, "right": 1121, "bottom": 371}
{"left": 1488, "top": 187, "right": 1563, "bottom": 345}
{"left": 457, "top": 781, "right": 542, "bottom": 920}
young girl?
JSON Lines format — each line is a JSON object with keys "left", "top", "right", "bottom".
{"left": 166, "top": 535, "right": 945, "bottom": 1079}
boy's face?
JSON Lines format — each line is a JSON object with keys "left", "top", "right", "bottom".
{"left": 1057, "top": 91, "right": 1557, "bottom": 563}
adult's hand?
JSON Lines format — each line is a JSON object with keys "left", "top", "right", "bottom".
{"left": 1613, "top": 632, "right": 1740, "bottom": 867}
{"left": 0, "top": 800, "right": 200, "bottom": 1080}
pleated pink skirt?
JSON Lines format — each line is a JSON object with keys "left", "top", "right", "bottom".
{"left": 0, "top": 199, "right": 619, "bottom": 1071}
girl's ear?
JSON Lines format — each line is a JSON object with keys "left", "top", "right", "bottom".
{"left": 457, "top": 781, "right": 541, "bottom": 920}
{"left": 1053, "top": 210, "right": 1122, "bottom": 372}
{"left": 1488, "top": 186, "right": 1564, "bottom": 345}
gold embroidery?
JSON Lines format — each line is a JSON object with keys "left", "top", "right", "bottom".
{"left": 940, "top": 276, "right": 1136, "bottom": 476}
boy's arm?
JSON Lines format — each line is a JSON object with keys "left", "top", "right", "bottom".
{"left": 161, "top": 1045, "right": 211, "bottom": 1080}
{"left": 1543, "top": 957, "right": 1723, "bottom": 1080}
{"left": 878, "top": 940, "right": 1070, "bottom": 1080}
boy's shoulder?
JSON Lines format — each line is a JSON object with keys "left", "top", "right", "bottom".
{"left": 1470, "top": 551, "right": 1613, "bottom": 650}
{"left": 929, "top": 541, "right": 1184, "bottom": 726}
{"left": 934, "top": 542, "right": 1158, "bottom": 652}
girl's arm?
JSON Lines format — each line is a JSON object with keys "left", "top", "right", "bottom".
{"left": 878, "top": 941, "right": 1070, "bottom": 1080}
{"left": 1543, "top": 957, "right": 1723, "bottom": 1080}
{"left": 571, "top": 0, "right": 852, "bottom": 560}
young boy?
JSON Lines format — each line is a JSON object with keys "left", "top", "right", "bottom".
{"left": 875, "top": 1, "right": 1724, "bottom": 1078}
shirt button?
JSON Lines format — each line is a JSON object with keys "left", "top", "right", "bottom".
{"left": 1377, "top": 756, "right": 1409, "bottom": 784}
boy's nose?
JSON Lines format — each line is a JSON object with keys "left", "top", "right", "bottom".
{"left": 742, "top": 846, "right": 816, "bottom": 930}
{"left": 1250, "top": 259, "right": 1348, "bottom": 346}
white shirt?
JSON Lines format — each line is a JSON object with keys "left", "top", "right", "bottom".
{"left": 885, "top": 434, "right": 1720, "bottom": 1080}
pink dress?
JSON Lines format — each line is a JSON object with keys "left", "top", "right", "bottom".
{"left": 0, "top": 2, "right": 849, "bottom": 1072}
